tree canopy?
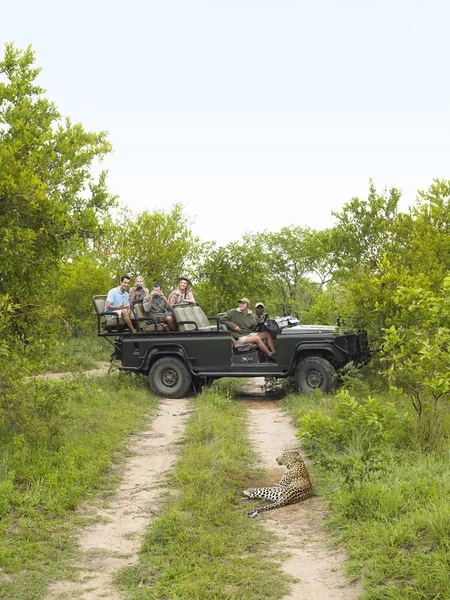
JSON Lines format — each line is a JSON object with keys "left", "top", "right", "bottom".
{"left": 0, "top": 43, "right": 115, "bottom": 304}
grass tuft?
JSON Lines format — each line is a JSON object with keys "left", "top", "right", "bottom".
{"left": 0, "top": 372, "right": 157, "bottom": 600}
{"left": 118, "top": 388, "right": 293, "bottom": 600}
{"left": 284, "top": 390, "right": 450, "bottom": 599}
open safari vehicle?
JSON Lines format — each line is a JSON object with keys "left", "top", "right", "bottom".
{"left": 93, "top": 296, "right": 371, "bottom": 398}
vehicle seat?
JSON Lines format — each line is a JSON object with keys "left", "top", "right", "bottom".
{"left": 172, "top": 304, "right": 218, "bottom": 332}
{"left": 93, "top": 295, "right": 127, "bottom": 333}
{"left": 133, "top": 303, "right": 168, "bottom": 332}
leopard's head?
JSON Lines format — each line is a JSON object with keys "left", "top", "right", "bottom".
{"left": 276, "top": 449, "right": 302, "bottom": 466}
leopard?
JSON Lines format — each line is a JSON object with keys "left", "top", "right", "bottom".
{"left": 243, "top": 449, "right": 312, "bottom": 518}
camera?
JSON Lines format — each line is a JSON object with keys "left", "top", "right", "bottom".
{"left": 136, "top": 285, "right": 143, "bottom": 290}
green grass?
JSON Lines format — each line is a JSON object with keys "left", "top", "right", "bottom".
{"left": 0, "top": 373, "right": 158, "bottom": 600}
{"left": 117, "top": 387, "right": 293, "bottom": 600}
{"left": 41, "top": 334, "right": 110, "bottom": 373}
{"left": 284, "top": 390, "right": 450, "bottom": 599}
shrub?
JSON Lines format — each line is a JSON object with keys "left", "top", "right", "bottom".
{"left": 297, "top": 390, "right": 402, "bottom": 488}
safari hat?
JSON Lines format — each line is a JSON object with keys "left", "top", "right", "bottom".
{"left": 239, "top": 297, "right": 250, "bottom": 305}
{"left": 178, "top": 277, "right": 192, "bottom": 287}
{"left": 255, "top": 302, "right": 265, "bottom": 308}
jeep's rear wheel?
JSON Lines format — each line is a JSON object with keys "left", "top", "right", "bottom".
{"left": 149, "top": 357, "right": 192, "bottom": 398}
{"left": 295, "top": 356, "right": 335, "bottom": 393}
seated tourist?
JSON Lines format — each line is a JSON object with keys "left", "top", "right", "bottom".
{"left": 168, "top": 277, "right": 196, "bottom": 305}
{"left": 220, "top": 298, "right": 276, "bottom": 360}
{"left": 129, "top": 275, "right": 149, "bottom": 307}
{"left": 143, "top": 283, "right": 176, "bottom": 331}
{"left": 105, "top": 274, "right": 137, "bottom": 333}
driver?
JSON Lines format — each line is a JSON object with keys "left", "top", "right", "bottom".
{"left": 254, "top": 302, "right": 266, "bottom": 319}
{"left": 220, "top": 298, "right": 277, "bottom": 361}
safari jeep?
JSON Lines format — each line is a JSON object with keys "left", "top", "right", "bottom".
{"left": 93, "top": 297, "right": 371, "bottom": 398}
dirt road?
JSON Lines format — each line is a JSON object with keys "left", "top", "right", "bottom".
{"left": 241, "top": 378, "right": 362, "bottom": 600}
{"left": 46, "top": 398, "right": 189, "bottom": 600}
{"left": 45, "top": 377, "right": 361, "bottom": 599}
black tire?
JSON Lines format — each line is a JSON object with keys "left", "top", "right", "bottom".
{"left": 149, "top": 357, "right": 192, "bottom": 398}
{"left": 295, "top": 356, "right": 335, "bottom": 394}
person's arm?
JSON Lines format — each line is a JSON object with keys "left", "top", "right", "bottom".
{"left": 143, "top": 293, "right": 153, "bottom": 313}
{"left": 220, "top": 311, "right": 240, "bottom": 332}
{"left": 161, "top": 292, "right": 170, "bottom": 308}
{"left": 168, "top": 291, "right": 177, "bottom": 304}
{"left": 185, "top": 290, "right": 196, "bottom": 304}
{"left": 250, "top": 314, "right": 259, "bottom": 331}
{"left": 129, "top": 287, "right": 136, "bottom": 302}
{"left": 106, "top": 290, "right": 126, "bottom": 311}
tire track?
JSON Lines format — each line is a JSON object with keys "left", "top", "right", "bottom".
{"left": 242, "top": 379, "right": 362, "bottom": 600}
{"left": 46, "top": 398, "right": 189, "bottom": 600}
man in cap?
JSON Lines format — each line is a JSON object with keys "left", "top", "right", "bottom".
{"left": 220, "top": 298, "right": 276, "bottom": 360}
{"left": 254, "top": 302, "right": 266, "bottom": 320}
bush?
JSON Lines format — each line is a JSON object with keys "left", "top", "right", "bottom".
{"left": 297, "top": 390, "right": 403, "bottom": 488}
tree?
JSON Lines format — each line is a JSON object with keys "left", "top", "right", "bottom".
{"left": 98, "top": 204, "right": 204, "bottom": 290}
{"left": 53, "top": 253, "right": 115, "bottom": 335}
{"left": 392, "top": 179, "right": 450, "bottom": 291}
{"left": 0, "top": 43, "right": 115, "bottom": 305}
{"left": 381, "top": 278, "right": 450, "bottom": 436}
{"left": 196, "top": 238, "right": 269, "bottom": 314}
{"left": 330, "top": 181, "right": 401, "bottom": 274}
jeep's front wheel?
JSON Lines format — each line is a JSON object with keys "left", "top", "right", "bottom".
{"left": 149, "top": 357, "right": 192, "bottom": 398}
{"left": 295, "top": 357, "right": 335, "bottom": 393}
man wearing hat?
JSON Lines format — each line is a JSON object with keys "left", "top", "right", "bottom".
{"left": 220, "top": 298, "right": 276, "bottom": 360}
{"left": 254, "top": 302, "right": 266, "bottom": 320}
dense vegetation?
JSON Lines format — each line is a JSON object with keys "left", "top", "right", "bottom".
{"left": 2, "top": 43, "right": 450, "bottom": 598}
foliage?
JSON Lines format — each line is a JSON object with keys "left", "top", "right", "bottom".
{"left": 0, "top": 43, "right": 115, "bottom": 309}
{"left": 381, "top": 277, "right": 450, "bottom": 436}
{"left": 98, "top": 204, "right": 204, "bottom": 291}
{"left": 196, "top": 227, "right": 335, "bottom": 318}
{"left": 252, "top": 227, "right": 319, "bottom": 315}
{"left": 118, "top": 388, "right": 293, "bottom": 599}
{"left": 0, "top": 373, "right": 157, "bottom": 600}
{"left": 196, "top": 237, "right": 270, "bottom": 314}
{"left": 393, "top": 179, "right": 450, "bottom": 289}
{"left": 330, "top": 181, "right": 401, "bottom": 273}
{"left": 297, "top": 390, "right": 401, "bottom": 488}
{"left": 286, "top": 392, "right": 450, "bottom": 599}
{"left": 52, "top": 253, "right": 115, "bottom": 336}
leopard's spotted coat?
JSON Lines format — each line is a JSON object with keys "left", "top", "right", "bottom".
{"left": 243, "top": 449, "right": 312, "bottom": 518}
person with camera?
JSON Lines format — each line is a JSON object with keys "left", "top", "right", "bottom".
{"left": 143, "top": 283, "right": 176, "bottom": 331}
{"left": 130, "top": 275, "right": 149, "bottom": 307}
{"left": 168, "top": 277, "right": 196, "bottom": 305}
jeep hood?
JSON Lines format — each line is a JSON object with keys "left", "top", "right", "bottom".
{"left": 279, "top": 324, "right": 337, "bottom": 336}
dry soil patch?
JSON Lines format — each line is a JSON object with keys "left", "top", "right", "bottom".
{"left": 45, "top": 398, "right": 189, "bottom": 600}
{"left": 241, "top": 378, "right": 362, "bottom": 600}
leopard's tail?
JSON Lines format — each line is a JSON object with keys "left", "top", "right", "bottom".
{"left": 247, "top": 500, "right": 286, "bottom": 518}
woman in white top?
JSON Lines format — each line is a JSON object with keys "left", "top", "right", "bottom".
{"left": 129, "top": 275, "right": 149, "bottom": 306}
{"left": 168, "top": 277, "right": 196, "bottom": 305}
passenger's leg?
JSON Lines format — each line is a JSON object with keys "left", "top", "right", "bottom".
{"left": 165, "top": 315, "right": 176, "bottom": 331}
{"left": 257, "top": 331, "right": 276, "bottom": 353}
{"left": 243, "top": 335, "right": 271, "bottom": 356}
{"left": 121, "top": 308, "right": 137, "bottom": 333}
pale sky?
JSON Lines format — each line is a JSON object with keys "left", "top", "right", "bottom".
{"left": 3, "top": 0, "right": 450, "bottom": 245}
